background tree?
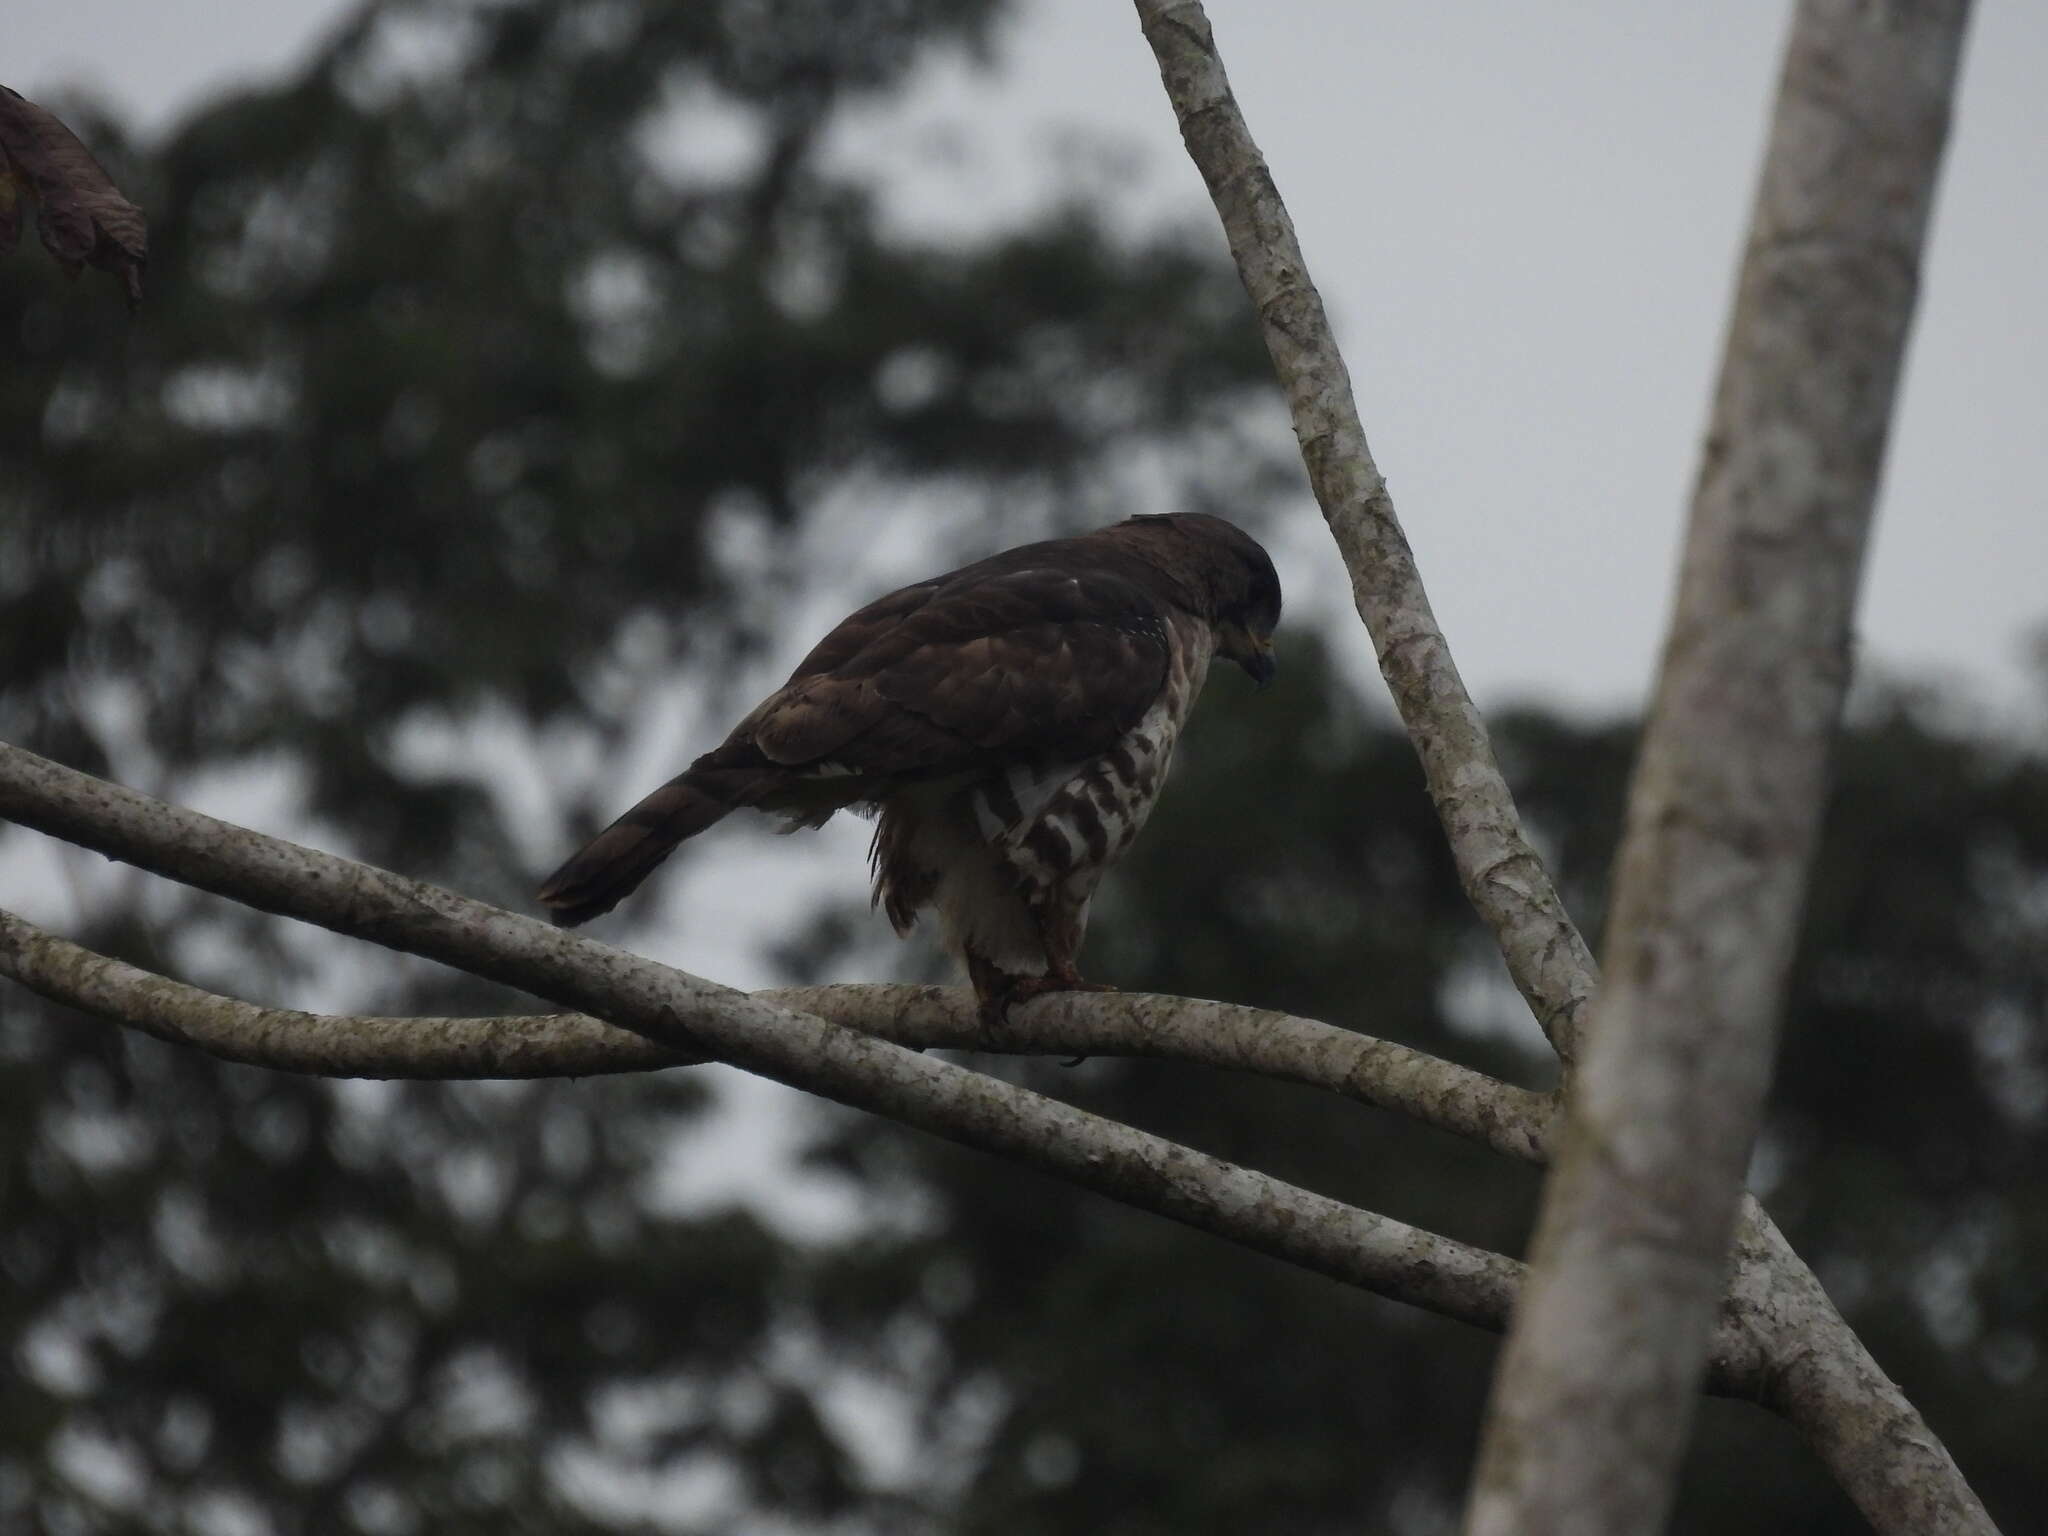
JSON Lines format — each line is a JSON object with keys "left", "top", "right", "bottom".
{"left": 3, "top": 1, "right": 2043, "bottom": 1533}
{"left": 2, "top": 1, "right": 1283, "bottom": 1529}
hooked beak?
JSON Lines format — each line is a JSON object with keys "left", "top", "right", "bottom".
{"left": 1227, "top": 626, "right": 1277, "bottom": 689}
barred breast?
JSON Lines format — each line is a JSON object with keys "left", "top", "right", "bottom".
{"left": 867, "top": 611, "right": 1215, "bottom": 985}
{"left": 988, "top": 613, "right": 1214, "bottom": 905}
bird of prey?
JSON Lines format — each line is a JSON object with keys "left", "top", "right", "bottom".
{"left": 538, "top": 512, "right": 1280, "bottom": 1021}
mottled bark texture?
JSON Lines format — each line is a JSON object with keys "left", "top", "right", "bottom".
{"left": 0, "top": 742, "right": 1980, "bottom": 1524}
{"left": 0, "top": 766, "right": 1775, "bottom": 1401}
{"left": 0, "top": 742, "right": 1518, "bottom": 1334}
{"left": 0, "top": 906, "right": 1550, "bottom": 1161}
{"left": 1135, "top": 0, "right": 1597, "bottom": 1063}
{"left": 1465, "top": 3, "right": 1977, "bottom": 1535}
{"left": 1134, "top": 2, "right": 1990, "bottom": 1532}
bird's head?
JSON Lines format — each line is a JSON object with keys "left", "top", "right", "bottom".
{"left": 1119, "top": 513, "right": 1281, "bottom": 687}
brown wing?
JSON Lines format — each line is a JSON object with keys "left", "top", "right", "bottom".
{"left": 731, "top": 560, "right": 1174, "bottom": 779}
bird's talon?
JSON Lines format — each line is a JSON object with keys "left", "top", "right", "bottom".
{"left": 974, "top": 974, "right": 1119, "bottom": 1052}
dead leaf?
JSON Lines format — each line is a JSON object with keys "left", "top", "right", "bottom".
{"left": 0, "top": 85, "right": 148, "bottom": 307}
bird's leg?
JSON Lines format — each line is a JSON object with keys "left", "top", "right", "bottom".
{"left": 1038, "top": 905, "right": 1119, "bottom": 1065}
{"left": 964, "top": 951, "right": 1116, "bottom": 1038}
{"left": 1032, "top": 898, "right": 1117, "bottom": 1000}
{"left": 965, "top": 950, "right": 1021, "bottom": 1035}
{"left": 963, "top": 901, "right": 1119, "bottom": 1061}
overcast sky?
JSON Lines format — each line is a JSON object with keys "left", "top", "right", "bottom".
{"left": 16, "top": 0, "right": 2048, "bottom": 724}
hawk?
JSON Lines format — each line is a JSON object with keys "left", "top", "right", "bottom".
{"left": 539, "top": 513, "right": 1280, "bottom": 1021}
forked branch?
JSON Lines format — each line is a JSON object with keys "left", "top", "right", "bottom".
{"left": 0, "top": 742, "right": 1958, "bottom": 1523}
{"left": 1132, "top": 2, "right": 1990, "bottom": 1531}
{"left": 0, "top": 904, "right": 1552, "bottom": 1162}
{"left": 0, "top": 739, "right": 1522, "bottom": 1335}
{"left": 1470, "top": 2, "right": 1976, "bottom": 1530}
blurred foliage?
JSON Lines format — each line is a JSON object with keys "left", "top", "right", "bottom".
{"left": 4, "top": 2, "right": 2046, "bottom": 1533}
{"left": 1, "top": 0, "right": 1273, "bottom": 883}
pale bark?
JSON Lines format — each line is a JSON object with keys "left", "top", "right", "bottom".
{"left": 1135, "top": 0, "right": 1597, "bottom": 1063}
{"left": 0, "top": 905, "right": 1552, "bottom": 1161}
{"left": 1723, "top": 1208, "right": 1994, "bottom": 1536}
{"left": 1133, "top": 2, "right": 1991, "bottom": 1532}
{"left": 0, "top": 743, "right": 1985, "bottom": 1527}
{"left": 1465, "top": 2, "right": 1975, "bottom": 1533}
{"left": 0, "top": 740, "right": 1519, "bottom": 1332}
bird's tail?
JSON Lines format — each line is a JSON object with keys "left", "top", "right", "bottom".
{"left": 538, "top": 770, "right": 737, "bottom": 927}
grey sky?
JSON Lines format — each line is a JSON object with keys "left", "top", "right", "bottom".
{"left": 15, "top": 0, "right": 2047, "bottom": 719}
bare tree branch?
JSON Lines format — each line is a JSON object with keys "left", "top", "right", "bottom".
{"left": 1467, "top": 2, "right": 1976, "bottom": 1532}
{"left": 0, "top": 905, "right": 1552, "bottom": 1161}
{"left": 776, "top": 985, "right": 1556, "bottom": 1162}
{"left": 1132, "top": 3, "right": 1993, "bottom": 1532}
{"left": 0, "top": 905, "right": 687, "bottom": 1077}
{"left": 1724, "top": 1209, "right": 1995, "bottom": 1536}
{"left": 0, "top": 808, "right": 1822, "bottom": 1430}
{"left": 0, "top": 739, "right": 1521, "bottom": 1335}
{"left": 7, "top": 742, "right": 1977, "bottom": 1510}
{"left": 1134, "top": 0, "right": 1597, "bottom": 1064}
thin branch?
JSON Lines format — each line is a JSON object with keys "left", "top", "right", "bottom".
{"left": 15, "top": 751, "right": 1952, "bottom": 1453}
{"left": 0, "top": 739, "right": 1520, "bottom": 1335}
{"left": 0, "top": 905, "right": 687, "bottom": 1077}
{"left": 0, "top": 906, "right": 1553, "bottom": 1162}
{"left": 1134, "top": 0, "right": 1597, "bottom": 1063}
{"left": 2, "top": 744, "right": 1815, "bottom": 1397}
{"left": 1468, "top": 3, "right": 1977, "bottom": 1532}
{"left": 775, "top": 984, "right": 1556, "bottom": 1164}
{"left": 0, "top": 841, "right": 1942, "bottom": 1443}
{"left": 1132, "top": 4, "right": 1993, "bottom": 1532}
